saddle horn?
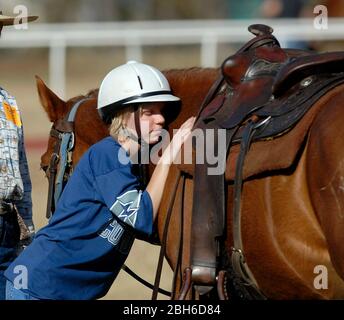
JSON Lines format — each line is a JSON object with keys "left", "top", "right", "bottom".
{"left": 239, "top": 24, "right": 280, "bottom": 53}
{"left": 248, "top": 24, "right": 273, "bottom": 37}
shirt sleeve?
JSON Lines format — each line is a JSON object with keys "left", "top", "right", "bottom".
{"left": 93, "top": 164, "right": 153, "bottom": 236}
{"left": 13, "top": 124, "right": 33, "bottom": 223}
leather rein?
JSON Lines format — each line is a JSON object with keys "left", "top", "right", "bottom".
{"left": 45, "top": 97, "right": 170, "bottom": 297}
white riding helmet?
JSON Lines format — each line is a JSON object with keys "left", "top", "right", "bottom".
{"left": 97, "top": 61, "right": 180, "bottom": 123}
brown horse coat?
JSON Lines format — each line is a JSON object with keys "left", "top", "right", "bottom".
{"left": 37, "top": 68, "right": 344, "bottom": 299}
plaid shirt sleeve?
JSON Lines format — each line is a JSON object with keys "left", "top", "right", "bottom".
{"left": 0, "top": 87, "right": 33, "bottom": 224}
{"left": 13, "top": 124, "right": 33, "bottom": 222}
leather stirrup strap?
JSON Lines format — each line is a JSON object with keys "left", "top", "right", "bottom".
{"left": 190, "top": 127, "right": 237, "bottom": 293}
{"left": 231, "top": 119, "right": 267, "bottom": 300}
{"left": 152, "top": 170, "right": 182, "bottom": 300}
{"left": 171, "top": 173, "right": 186, "bottom": 299}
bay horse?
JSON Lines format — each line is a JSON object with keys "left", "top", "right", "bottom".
{"left": 37, "top": 39, "right": 344, "bottom": 299}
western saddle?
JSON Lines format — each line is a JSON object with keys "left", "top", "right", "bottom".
{"left": 179, "top": 24, "right": 344, "bottom": 299}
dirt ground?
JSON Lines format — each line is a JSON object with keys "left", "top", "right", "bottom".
{"left": 0, "top": 46, "right": 211, "bottom": 300}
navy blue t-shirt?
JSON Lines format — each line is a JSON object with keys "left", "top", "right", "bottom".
{"left": 5, "top": 137, "right": 153, "bottom": 300}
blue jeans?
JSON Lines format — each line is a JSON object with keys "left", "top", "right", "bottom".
{"left": 6, "top": 280, "right": 38, "bottom": 300}
{"left": 0, "top": 211, "right": 20, "bottom": 300}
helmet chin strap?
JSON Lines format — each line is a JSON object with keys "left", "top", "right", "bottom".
{"left": 134, "top": 108, "right": 142, "bottom": 145}
{"left": 134, "top": 107, "right": 148, "bottom": 189}
{"left": 125, "top": 128, "right": 141, "bottom": 144}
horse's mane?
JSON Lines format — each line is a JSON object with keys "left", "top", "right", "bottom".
{"left": 66, "top": 90, "right": 98, "bottom": 105}
{"left": 163, "top": 67, "right": 218, "bottom": 81}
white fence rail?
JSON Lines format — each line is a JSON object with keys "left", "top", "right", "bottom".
{"left": 1, "top": 18, "right": 344, "bottom": 98}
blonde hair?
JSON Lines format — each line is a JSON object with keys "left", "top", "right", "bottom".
{"left": 109, "top": 105, "right": 138, "bottom": 141}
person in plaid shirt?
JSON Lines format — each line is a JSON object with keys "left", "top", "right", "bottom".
{"left": 0, "top": 11, "right": 38, "bottom": 299}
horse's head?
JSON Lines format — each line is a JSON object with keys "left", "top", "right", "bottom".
{"left": 36, "top": 76, "right": 108, "bottom": 174}
{"left": 36, "top": 76, "right": 108, "bottom": 217}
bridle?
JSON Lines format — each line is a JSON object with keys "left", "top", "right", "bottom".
{"left": 45, "top": 98, "right": 89, "bottom": 219}
{"left": 43, "top": 97, "right": 170, "bottom": 297}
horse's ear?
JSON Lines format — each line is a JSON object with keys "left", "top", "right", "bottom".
{"left": 35, "top": 75, "right": 66, "bottom": 122}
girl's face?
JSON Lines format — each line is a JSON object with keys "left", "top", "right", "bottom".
{"left": 126, "top": 103, "right": 166, "bottom": 145}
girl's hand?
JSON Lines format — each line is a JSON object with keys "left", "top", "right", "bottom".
{"left": 161, "top": 116, "right": 195, "bottom": 164}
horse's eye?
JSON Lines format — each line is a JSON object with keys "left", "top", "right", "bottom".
{"left": 40, "top": 164, "right": 48, "bottom": 172}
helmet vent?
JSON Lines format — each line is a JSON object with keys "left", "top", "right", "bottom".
{"left": 137, "top": 75, "right": 143, "bottom": 90}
